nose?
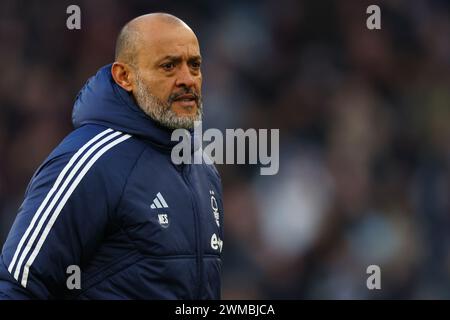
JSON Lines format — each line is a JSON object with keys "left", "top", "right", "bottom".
{"left": 175, "top": 63, "right": 196, "bottom": 88}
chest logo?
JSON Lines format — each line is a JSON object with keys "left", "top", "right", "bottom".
{"left": 211, "top": 233, "right": 223, "bottom": 252}
{"left": 158, "top": 214, "right": 170, "bottom": 228}
{"left": 150, "top": 192, "right": 169, "bottom": 209}
{"left": 210, "top": 190, "right": 220, "bottom": 227}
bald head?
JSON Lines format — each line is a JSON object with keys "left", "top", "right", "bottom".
{"left": 115, "top": 13, "right": 194, "bottom": 66}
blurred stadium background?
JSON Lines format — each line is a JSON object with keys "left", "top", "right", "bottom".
{"left": 1, "top": 0, "right": 450, "bottom": 299}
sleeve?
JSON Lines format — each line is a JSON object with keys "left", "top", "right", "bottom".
{"left": 0, "top": 148, "right": 119, "bottom": 299}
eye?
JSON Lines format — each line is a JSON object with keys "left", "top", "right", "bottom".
{"left": 191, "top": 61, "right": 201, "bottom": 69}
{"left": 161, "top": 62, "right": 175, "bottom": 71}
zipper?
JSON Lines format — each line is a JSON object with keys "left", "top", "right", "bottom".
{"left": 181, "top": 164, "right": 203, "bottom": 299}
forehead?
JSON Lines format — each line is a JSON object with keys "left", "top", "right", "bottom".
{"left": 137, "top": 25, "right": 201, "bottom": 63}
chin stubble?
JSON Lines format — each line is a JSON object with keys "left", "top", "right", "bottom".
{"left": 133, "top": 72, "right": 203, "bottom": 130}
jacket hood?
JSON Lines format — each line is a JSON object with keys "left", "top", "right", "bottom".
{"left": 72, "top": 64, "right": 194, "bottom": 150}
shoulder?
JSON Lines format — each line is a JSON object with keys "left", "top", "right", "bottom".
{"left": 49, "top": 124, "right": 144, "bottom": 161}
{"left": 29, "top": 125, "right": 147, "bottom": 196}
{"left": 45, "top": 124, "right": 147, "bottom": 167}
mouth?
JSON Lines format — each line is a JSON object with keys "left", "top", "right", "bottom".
{"left": 172, "top": 94, "right": 198, "bottom": 109}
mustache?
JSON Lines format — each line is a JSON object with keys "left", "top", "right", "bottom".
{"left": 168, "top": 88, "right": 201, "bottom": 104}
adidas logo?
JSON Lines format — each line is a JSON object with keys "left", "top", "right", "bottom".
{"left": 150, "top": 192, "right": 169, "bottom": 209}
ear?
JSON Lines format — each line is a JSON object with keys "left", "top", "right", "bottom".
{"left": 111, "top": 62, "right": 133, "bottom": 92}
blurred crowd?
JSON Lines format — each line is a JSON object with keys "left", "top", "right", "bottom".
{"left": 1, "top": 0, "right": 450, "bottom": 299}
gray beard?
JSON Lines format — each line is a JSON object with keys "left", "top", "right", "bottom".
{"left": 133, "top": 72, "right": 203, "bottom": 130}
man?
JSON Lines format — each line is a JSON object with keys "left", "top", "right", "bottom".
{"left": 0, "top": 13, "right": 224, "bottom": 299}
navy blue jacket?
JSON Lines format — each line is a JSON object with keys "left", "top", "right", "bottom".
{"left": 0, "top": 65, "right": 224, "bottom": 299}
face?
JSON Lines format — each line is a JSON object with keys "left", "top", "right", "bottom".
{"left": 131, "top": 24, "right": 203, "bottom": 130}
